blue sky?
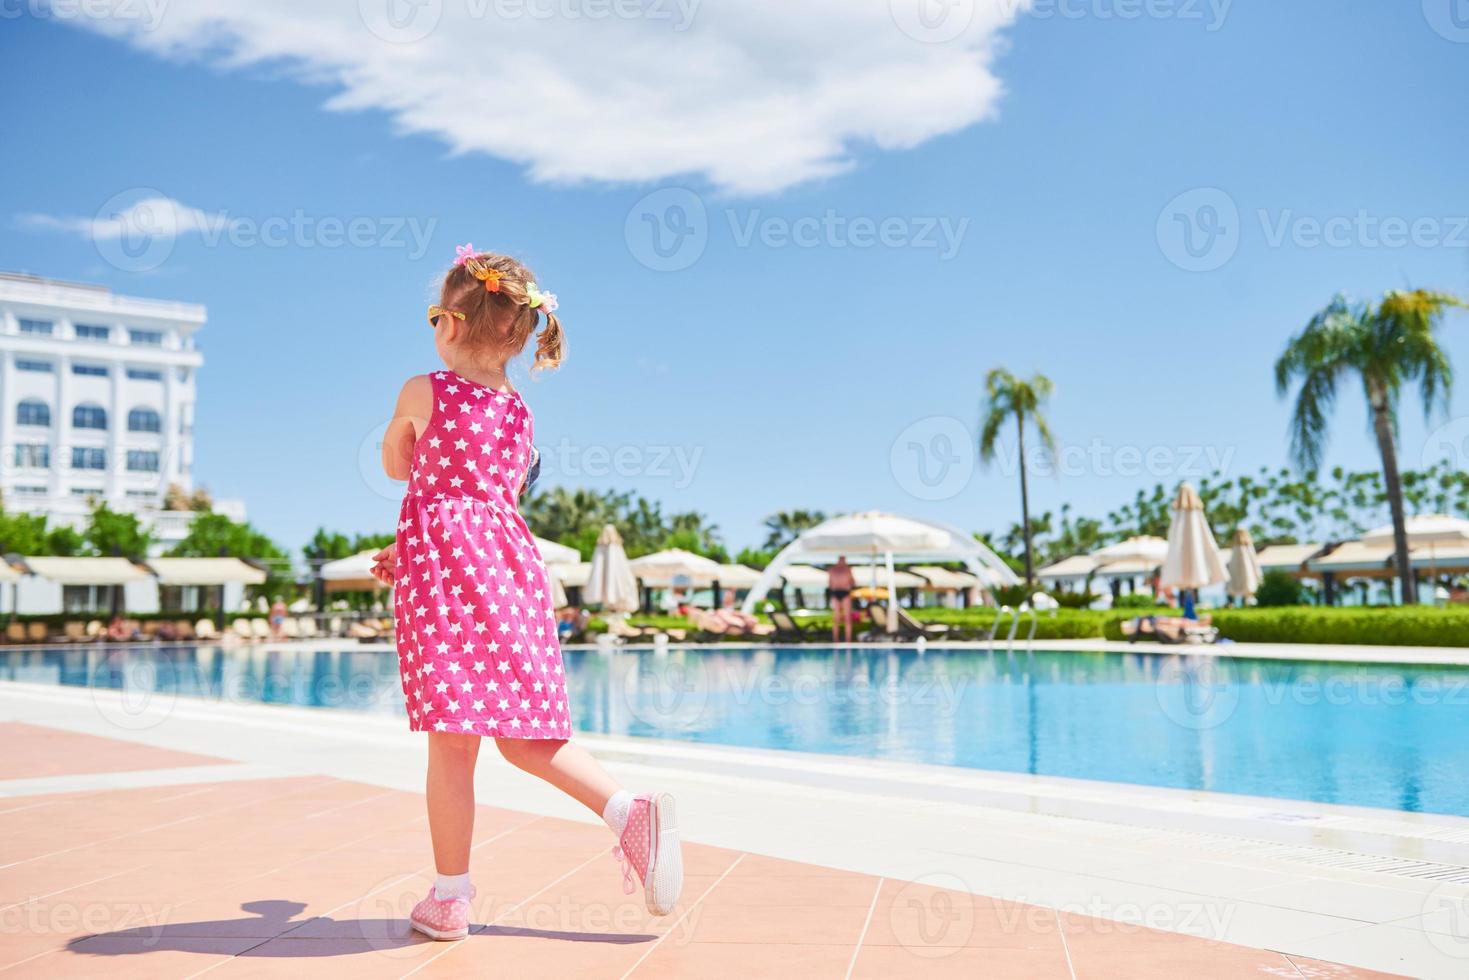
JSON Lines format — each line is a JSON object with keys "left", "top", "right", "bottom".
{"left": 2, "top": 1, "right": 1467, "bottom": 555}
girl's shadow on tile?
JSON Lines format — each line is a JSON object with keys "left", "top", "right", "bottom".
{"left": 67, "top": 899, "right": 656, "bottom": 957}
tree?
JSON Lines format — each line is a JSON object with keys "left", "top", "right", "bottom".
{"left": 762, "top": 510, "right": 826, "bottom": 551}
{"left": 0, "top": 510, "right": 83, "bottom": 556}
{"left": 978, "top": 368, "right": 1056, "bottom": 585}
{"left": 169, "top": 512, "right": 290, "bottom": 595}
{"left": 1275, "top": 289, "right": 1464, "bottom": 604}
{"left": 84, "top": 502, "right": 152, "bottom": 558}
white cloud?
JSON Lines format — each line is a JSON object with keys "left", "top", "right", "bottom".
{"left": 21, "top": 195, "right": 233, "bottom": 241}
{"left": 50, "top": 0, "right": 1029, "bottom": 195}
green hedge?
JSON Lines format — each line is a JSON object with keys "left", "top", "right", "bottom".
{"left": 1209, "top": 607, "right": 1469, "bottom": 648}
{"left": 584, "top": 606, "right": 1469, "bottom": 648}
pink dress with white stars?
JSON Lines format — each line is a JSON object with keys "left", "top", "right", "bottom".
{"left": 393, "top": 369, "right": 571, "bottom": 739}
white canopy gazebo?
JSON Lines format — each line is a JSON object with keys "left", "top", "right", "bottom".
{"left": 740, "top": 511, "right": 1018, "bottom": 630}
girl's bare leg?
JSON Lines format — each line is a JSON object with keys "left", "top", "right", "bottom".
{"left": 495, "top": 738, "right": 621, "bottom": 816}
{"left": 426, "top": 732, "right": 481, "bottom": 874}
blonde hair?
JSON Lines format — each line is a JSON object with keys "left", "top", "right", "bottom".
{"left": 440, "top": 251, "right": 564, "bottom": 371}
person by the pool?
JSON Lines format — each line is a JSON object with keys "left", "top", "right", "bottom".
{"left": 828, "top": 556, "right": 855, "bottom": 644}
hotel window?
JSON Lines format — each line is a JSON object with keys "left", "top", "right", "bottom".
{"left": 70, "top": 487, "right": 102, "bottom": 499}
{"left": 71, "top": 447, "right": 107, "bottom": 470}
{"left": 127, "top": 450, "right": 160, "bottom": 472}
{"left": 13, "top": 444, "right": 50, "bottom": 468}
{"left": 72, "top": 363, "right": 109, "bottom": 377}
{"left": 13, "top": 485, "right": 47, "bottom": 496}
{"left": 128, "top": 328, "right": 164, "bottom": 346}
{"left": 73, "top": 404, "right": 108, "bottom": 430}
{"left": 62, "top": 584, "right": 123, "bottom": 614}
{"left": 16, "top": 399, "right": 50, "bottom": 427}
{"left": 127, "top": 367, "right": 163, "bottom": 381}
{"left": 18, "top": 318, "right": 53, "bottom": 336}
{"left": 75, "top": 324, "right": 111, "bottom": 342}
{"left": 16, "top": 359, "right": 53, "bottom": 373}
{"left": 127, "top": 407, "right": 162, "bottom": 433}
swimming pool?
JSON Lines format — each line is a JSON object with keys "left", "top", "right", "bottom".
{"left": 4, "top": 643, "right": 1468, "bottom": 816}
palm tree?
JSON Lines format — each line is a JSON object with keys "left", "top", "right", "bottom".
{"left": 762, "top": 510, "right": 827, "bottom": 550}
{"left": 1275, "top": 289, "right": 1464, "bottom": 604}
{"left": 979, "top": 368, "right": 1057, "bottom": 586}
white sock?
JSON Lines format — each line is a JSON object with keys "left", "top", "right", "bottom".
{"left": 603, "top": 790, "right": 633, "bottom": 835}
{"left": 434, "top": 872, "right": 473, "bottom": 900}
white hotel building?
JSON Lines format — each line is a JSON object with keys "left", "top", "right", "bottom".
{"left": 0, "top": 272, "right": 244, "bottom": 554}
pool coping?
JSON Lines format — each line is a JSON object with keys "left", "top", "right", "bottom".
{"left": 2, "top": 635, "right": 1468, "bottom": 667}
{"left": 3, "top": 680, "right": 1467, "bottom": 977}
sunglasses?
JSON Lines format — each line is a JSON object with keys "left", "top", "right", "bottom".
{"left": 427, "top": 304, "right": 466, "bottom": 328}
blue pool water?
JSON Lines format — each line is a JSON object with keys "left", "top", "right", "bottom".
{"left": 4, "top": 644, "right": 1468, "bottom": 816}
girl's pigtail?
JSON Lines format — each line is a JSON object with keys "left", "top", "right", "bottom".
{"left": 534, "top": 311, "right": 565, "bottom": 372}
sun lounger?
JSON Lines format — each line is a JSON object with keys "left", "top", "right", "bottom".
{"left": 1122, "top": 615, "right": 1219, "bottom": 645}
{"left": 195, "top": 619, "right": 219, "bottom": 641}
{"left": 869, "top": 604, "right": 951, "bottom": 641}
{"left": 26, "top": 622, "right": 48, "bottom": 643}
{"left": 766, "top": 609, "right": 821, "bottom": 642}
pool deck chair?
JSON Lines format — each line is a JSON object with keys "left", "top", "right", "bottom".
{"left": 868, "top": 604, "right": 952, "bottom": 641}
{"left": 767, "top": 609, "right": 820, "bottom": 642}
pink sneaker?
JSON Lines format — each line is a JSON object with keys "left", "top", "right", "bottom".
{"left": 409, "top": 885, "right": 474, "bottom": 940}
{"left": 612, "top": 792, "right": 683, "bottom": 916}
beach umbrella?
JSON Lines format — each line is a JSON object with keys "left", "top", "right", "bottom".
{"left": 1225, "top": 528, "right": 1263, "bottom": 602}
{"left": 1092, "top": 536, "right": 1170, "bottom": 565}
{"left": 534, "top": 536, "right": 581, "bottom": 566}
{"left": 1362, "top": 515, "right": 1469, "bottom": 593}
{"left": 320, "top": 550, "right": 387, "bottom": 592}
{"left": 585, "top": 525, "right": 638, "bottom": 615}
{"left": 1159, "top": 484, "right": 1227, "bottom": 617}
{"left": 627, "top": 549, "right": 724, "bottom": 587}
{"left": 796, "top": 511, "right": 949, "bottom": 632}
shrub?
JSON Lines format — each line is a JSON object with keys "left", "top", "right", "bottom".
{"left": 1254, "top": 570, "right": 1305, "bottom": 607}
{"left": 1210, "top": 607, "right": 1469, "bottom": 648}
{"left": 1112, "top": 594, "right": 1157, "bottom": 610}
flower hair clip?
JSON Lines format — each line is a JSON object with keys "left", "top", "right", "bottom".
{"left": 526, "top": 282, "right": 558, "bottom": 314}
{"left": 455, "top": 243, "right": 503, "bottom": 292}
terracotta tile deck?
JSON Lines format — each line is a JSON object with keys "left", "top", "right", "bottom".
{"left": 0, "top": 726, "right": 1403, "bottom": 979}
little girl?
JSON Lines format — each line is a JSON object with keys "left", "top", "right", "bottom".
{"left": 373, "top": 245, "right": 682, "bottom": 941}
